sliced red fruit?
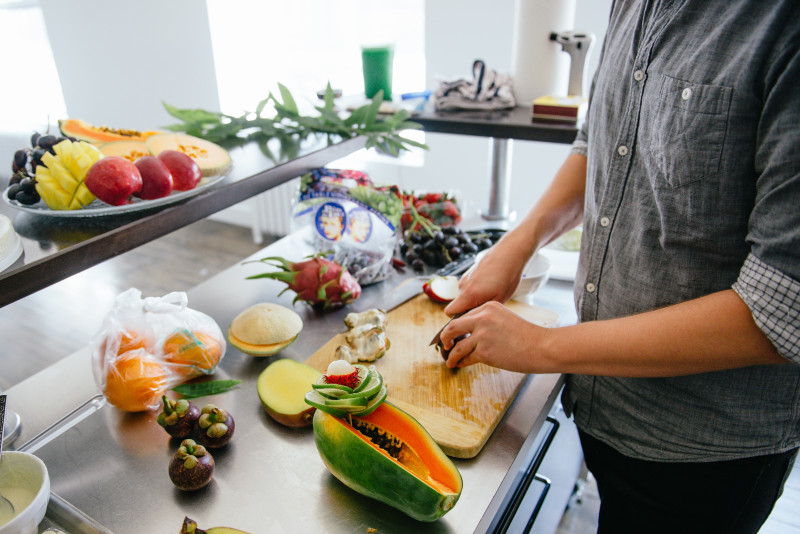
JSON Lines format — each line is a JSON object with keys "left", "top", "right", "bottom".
{"left": 423, "top": 275, "right": 459, "bottom": 304}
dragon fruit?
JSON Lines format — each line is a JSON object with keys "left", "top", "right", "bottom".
{"left": 247, "top": 253, "right": 361, "bottom": 310}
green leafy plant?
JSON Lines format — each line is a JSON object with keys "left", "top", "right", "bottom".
{"left": 163, "top": 83, "right": 427, "bottom": 159}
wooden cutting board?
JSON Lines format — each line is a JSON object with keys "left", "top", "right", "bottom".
{"left": 304, "top": 294, "right": 559, "bottom": 458}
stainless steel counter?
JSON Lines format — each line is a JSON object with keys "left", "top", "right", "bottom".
{"left": 6, "top": 232, "right": 577, "bottom": 534}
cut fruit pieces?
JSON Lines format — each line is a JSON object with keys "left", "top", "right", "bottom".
{"left": 99, "top": 140, "right": 152, "bottom": 162}
{"left": 146, "top": 133, "right": 232, "bottom": 177}
{"left": 34, "top": 139, "right": 102, "bottom": 210}
{"left": 305, "top": 365, "right": 387, "bottom": 417}
{"left": 423, "top": 276, "right": 460, "bottom": 304}
{"left": 257, "top": 358, "right": 321, "bottom": 427}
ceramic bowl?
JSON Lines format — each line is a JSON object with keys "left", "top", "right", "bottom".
{"left": 510, "top": 252, "right": 552, "bottom": 303}
{"left": 0, "top": 451, "right": 50, "bottom": 534}
{"left": 473, "top": 250, "right": 552, "bottom": 303}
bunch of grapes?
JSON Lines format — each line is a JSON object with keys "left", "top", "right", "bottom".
{"left": 397, "top": 203, "right": 499, "bottom": 272}
{"left": 6, "top": 132, "right": 75, "bottom": 205}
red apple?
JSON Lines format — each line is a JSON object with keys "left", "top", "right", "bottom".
{"left": 157, "top": 150, "right": 201, "bottom": 191}
{"left": 423, "top": 276, "right": 460, "bottom": 304}
{"left": 85, "top": 156, "right": 143, "bottom": 206}
{"left": 134, "top": 156, "right": 173, "bottom": 200}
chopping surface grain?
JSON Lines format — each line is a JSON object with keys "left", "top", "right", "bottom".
{"left": 306, "top": 294, "right": 558, "bottom": 458}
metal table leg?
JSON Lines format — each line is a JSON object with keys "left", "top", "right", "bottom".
{"left": 484, "top": 137, "right": 516, "bottom": 223}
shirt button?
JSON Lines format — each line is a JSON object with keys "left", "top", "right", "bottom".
{"left": 586, "top": 283, "right": 596, "bottom": 293}
{"left": 600, "top": 216, "right": 610, "bottom": 227}
{"left": 633, "top": 69, "right": 645, "bottom": 81}
{"left": 682, "top": 87, "right": 692, "bottom": 100}
{"left": 617, "top": 145, "right": 629, "bottom": 156}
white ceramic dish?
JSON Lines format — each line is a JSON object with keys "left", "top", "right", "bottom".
{"left": 0, "top": 451, "right": 50, "bottom": 534}
{"left": 473, "top": 250, "right": 552, "bottom": 303}
{"left": 0, "top": 215, "right": 23, "bottom": 273}
{"left": 510, "top": 252, "right": 551, "bottom": 303}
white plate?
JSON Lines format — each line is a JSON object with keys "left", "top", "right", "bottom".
{"left": 2, "top": 170, "right": 229, "bottom": 218}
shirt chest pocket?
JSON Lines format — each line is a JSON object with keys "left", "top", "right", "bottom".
{"left": 646, "top": 75, "right": 732, "bottom": 187}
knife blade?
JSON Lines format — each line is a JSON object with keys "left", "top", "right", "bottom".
{"left": 382, "top": 253, "right": 477, "bottom": 312}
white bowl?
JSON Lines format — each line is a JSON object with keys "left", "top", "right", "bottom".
{"left": 473, "top": 250, "right": 552, "bottom": 303}
{"left": 510, "top": 252, "right": 551, "bottom": 303}
{"left": 0, "top": 452, "right": 50, "bottom": 534}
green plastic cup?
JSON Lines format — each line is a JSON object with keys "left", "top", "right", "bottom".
{"left": 361, "top": 44, "right": 394, "bottom": 99}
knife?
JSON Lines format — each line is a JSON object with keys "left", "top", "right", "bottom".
{"left": 382, "top": 253, "right": 477, "bottom": 312}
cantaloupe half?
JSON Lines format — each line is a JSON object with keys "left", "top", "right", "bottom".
{"left": 227, "top": 331, "right": 298, "bottom": 357}
{"left": 227, "top": 303, "right": 302, "bottom": 357}
{"left": 146, "top": 133, "right": 232, "bottom": 177}
{"left": 98, "top": 140, "right": 152, "bottom": 163}
{"left": 59, "top": 118, "right": 161, "bottom": 144}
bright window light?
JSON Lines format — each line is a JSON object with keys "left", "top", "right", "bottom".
{"left": 0, "top": 1, "right": 66, "bottom": 132}
{"left": 206, "top": 0, "right": 426, "bottom": 115}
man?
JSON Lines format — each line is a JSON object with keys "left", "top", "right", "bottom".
{"left": 440, "top": 1, "right": 799, "bottom": 532}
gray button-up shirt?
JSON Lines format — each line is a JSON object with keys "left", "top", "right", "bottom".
{"left": 563, "top": 0, "right": 800, "bottom": 461}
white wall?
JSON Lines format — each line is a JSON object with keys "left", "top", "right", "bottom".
{"left": 38, "top": 0, "right": 220, "bottom": 130}
{"left": 345, "top": 0, "right": 611, "bottom": 229}
{"left": 1, "top": 0, "right": 611, "bottom": 236}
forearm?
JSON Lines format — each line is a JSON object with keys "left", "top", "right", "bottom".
{"left": 496, "top": 152, "right": 586, "bottom": 262}
{"left": 537, "top": 289, "right": 787, "bottom": 377}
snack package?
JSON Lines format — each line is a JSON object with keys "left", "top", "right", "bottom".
{"left": 90, "top": 288, "right": 226, "bottom": 412}
{"left": 291, "top": 168, "right": 402, "bottom": 285}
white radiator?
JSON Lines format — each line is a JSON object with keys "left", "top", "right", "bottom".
{"left": 251, "top": 178, "right": 299, "bottom": 243}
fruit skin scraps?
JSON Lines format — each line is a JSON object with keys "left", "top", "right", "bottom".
{"left": 90, "top": 288, "right": 226, "bottom": 412}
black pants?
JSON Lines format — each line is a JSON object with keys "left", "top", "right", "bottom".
{"left": 579, "top": 431, "right": 798, "bottom": 534}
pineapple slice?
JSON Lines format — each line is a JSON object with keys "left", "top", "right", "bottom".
{"left": 35, "top": 139, "right": 102, "bottom": 210}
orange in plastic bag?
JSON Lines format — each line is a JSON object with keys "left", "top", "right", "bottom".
{"left": 163, "top": 328, "right": 223, "bottom": 374}
{"left": 104, "top": 349, "right": 169, "bottom": 412}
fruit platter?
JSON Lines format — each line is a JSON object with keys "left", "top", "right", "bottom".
{"left": 3, "top": 119, "right": 232, "bottom": 218}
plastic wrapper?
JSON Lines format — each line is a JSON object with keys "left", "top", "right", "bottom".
{"left": 90, "top": 288, "right": 226, "bottom": 412}
{"left": 291, "top": 168, "right": 402, "bottom": 285}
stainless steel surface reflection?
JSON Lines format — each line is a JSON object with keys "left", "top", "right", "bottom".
{"left": 10, "top": 232, "right": 575, "bottom": 533}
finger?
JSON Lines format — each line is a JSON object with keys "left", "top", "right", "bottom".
{"left": 445, "top": 293, "right": 475, "bottom": 316}
{"left": 446, "top": 334, "right": 478, "bottom": 368}
{"left": 441, "top": 313, "right": 475, "bottom": 348}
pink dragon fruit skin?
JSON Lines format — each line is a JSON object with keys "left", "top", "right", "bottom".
{"left": 247, "top": 254, "right": 361, "bottom": 310}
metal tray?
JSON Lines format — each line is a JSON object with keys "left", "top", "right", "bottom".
{"left": 38, "top": 493, "right": 113, "bottom": 534}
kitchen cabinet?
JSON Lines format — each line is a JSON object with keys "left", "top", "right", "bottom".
{"left": 2, "top": 109, "right": 582, "bottom": 533}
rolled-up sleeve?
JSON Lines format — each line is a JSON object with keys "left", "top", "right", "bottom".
{"left": 733, "top": 254, "right": 800, "bottom": 364}
{"left": 734, "top": 19, "right": 800, "bottom": 364}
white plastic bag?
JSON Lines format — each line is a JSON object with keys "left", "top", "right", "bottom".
{"left": 90, "top": 288, "right": 226, "bottom": 412}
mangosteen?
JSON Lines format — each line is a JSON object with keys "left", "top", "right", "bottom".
{"left": 169, "top": 439, "right": 214, "bottom": 491}
{"left": 194, "top": 404, "right": 235, "bottom": 449}
{"left": 157, "top": 396, "right": 201, "bottom": 439}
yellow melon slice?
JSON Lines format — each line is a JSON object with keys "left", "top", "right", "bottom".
{"left": 98, "top": 140, "right": 152, "bottom": 163}
{"left": 145, "top": 133, "right": 232, "bottom": 177}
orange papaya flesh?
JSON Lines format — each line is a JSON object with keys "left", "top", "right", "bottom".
{"left": 313, "top": 402, "right": 462, "bottom": 522}
{"left": 59, "top": 118, "right": 161, "bottom": 145}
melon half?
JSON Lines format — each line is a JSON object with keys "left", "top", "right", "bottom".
{"left": 146, "top": 133, "right": 232, "bottom": 177}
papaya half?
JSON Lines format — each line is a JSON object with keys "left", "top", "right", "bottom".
{"left": 313, "top": 402, "right": 462, "bottom": 522}
{"left": 59, "top": 118, "right": 161, "bottom": 144}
